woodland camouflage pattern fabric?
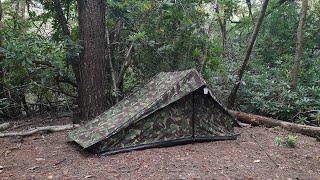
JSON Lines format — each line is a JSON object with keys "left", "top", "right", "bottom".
{"left": 69, "top": 69, "right": 236, "bottom": 153}
{"left": 90, "top": 95, "right": 194, "bottom": 152}
{"left": 193, "top": 91, "right": 234, "bottom": 136}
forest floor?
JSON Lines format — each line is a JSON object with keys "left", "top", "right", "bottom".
{"left": 0, "top": 116, "right": 320, "bottom": 179}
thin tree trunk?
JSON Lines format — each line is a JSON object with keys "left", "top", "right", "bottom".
{"left": 290, "top": 0, "right": 308, "bottom": 90}
{"left": 52, "top": 0, "right": 70, "bottom": 37}
{"left": 214, "top": 1, "right": 227, "bottom": 54}
{"left": 0, "top": 1, "right": 4, "bottom": 104}
{"left": 265, "top": 0, "right": 288, "bottom": 17}
{"left": 52, "top": 0, "right": 81, "bottom": 122}
{"left": 13, "top": 0, "right": 19, "bottom": 28}
{"left": 117, "top": 44, "right": 133, "bottom": 88}
{"left": 227, "top": 0, "right": 270, "bottom": 108}
{"left": 78, "top": 0, "right": 108, "bottom": 121}
{"left": 52, "top": 0, "right": 80, "bottom": 87}
{"left": 221, "top": 20, "right": 227, "bottom": 53}
{"left": 106, "top": 24, "right": 119, "bottom": 102}
{"left": 199, "top": 44, "right": 208, "bottom": 73}
{"left": 19, "top": 0, "right": 26, "bottom": 19}
{"left": 246, "top": 0, "right": 253, "bottom": 19}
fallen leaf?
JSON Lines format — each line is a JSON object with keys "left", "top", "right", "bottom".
{"left": 85, "top": 175, "right": 95, "bottom": 178}
{"left": 4, "top": 150, "right": 12, "bottom": 156}
{"left": 31, "top": 134, "right": 42, "bottom": 140}
{"left": 63, "top": 170, "right": 69, "bottom": 175}
{"left": 305, "top": 155, "right": 312, "bottom": 160}
{"left": 36, "top": 158, "right": 45, "bottom": 161}
{"left": 28, "top": 166, "right": 40, "bottom": 170}
{"left": 53, "top": 158, "right": 66, "bottom": 166}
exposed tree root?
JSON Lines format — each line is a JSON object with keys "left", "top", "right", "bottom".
{"left": 0, "top": 124, "right": 79, "bottom": 138}
{"left": 230, "top": 110, "right": 320, "bottom": 139}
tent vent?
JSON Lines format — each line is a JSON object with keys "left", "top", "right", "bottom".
{"left": 203, "top": 87, "right": 209, "bottom": 94}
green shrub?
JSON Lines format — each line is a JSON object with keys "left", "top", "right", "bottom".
{"left": 275, "top": 135, "right": 298, "bottom": 148}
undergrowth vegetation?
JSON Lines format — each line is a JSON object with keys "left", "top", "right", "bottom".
{"left": 275, "top": 135, "right": 299, "bottom": 148}
{"left": 0, "top": 0, "right": 319, "bottom": 125}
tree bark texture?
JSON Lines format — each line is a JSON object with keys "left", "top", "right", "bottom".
{"left": 290, "top": 0, "right": 308, "bottom": 90}
{"left": 227, "top": 0, "right": 270, "bottom": 108}
{"left": 78, "top": 0, "right": 107, "bottom": 120}
{"left": 230, "top": 110, "right": 320, "bottom": 139}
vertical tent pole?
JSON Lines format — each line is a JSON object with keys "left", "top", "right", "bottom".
{"left": 192, "top": 93, "right": 195, "bottom": 141}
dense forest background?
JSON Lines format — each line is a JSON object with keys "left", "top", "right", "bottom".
{"left": 0, "top": 0, "right": 319, "bottom": 126}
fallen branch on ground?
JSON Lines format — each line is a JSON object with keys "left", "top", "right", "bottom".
{"left": 0, "top": 124, "right": 79, "bottom": 138}
{"left": 230, "top": 110, "right": 320, "bottom": 139}
{"left": 0, "top": 123, "right": 12, "bottom": 132}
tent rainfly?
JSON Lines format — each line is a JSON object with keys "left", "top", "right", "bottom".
{"left": 69, "top": 69, "right": 238, "bottom": 155}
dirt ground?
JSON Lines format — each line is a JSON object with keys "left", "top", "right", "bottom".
{"left": 0, "top": 117, "right": 320, "bottom": 179}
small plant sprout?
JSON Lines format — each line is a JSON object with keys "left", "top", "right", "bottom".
{"left": 273, "top": 126, "right": 282, "bottom": 131}
{"left": 275, "top": 135, "right": 298, "bottom": 148}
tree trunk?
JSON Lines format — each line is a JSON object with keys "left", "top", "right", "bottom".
{"left": 52, "top": 0, "right": 70, "bottom": 36}
{"left": 52, "top": 0, "right": 80, "bottom": 90}
{"left": 19, "top": 0, "right": 26, "bottom": 19}
{"left": 246, "top": 0, "right": 253, "bottom": 19}
{"left": 227, "top": 0, "right": 270, "bottom": 108}
{"left": 230, "top": 110, "right": 320, "bottom": 139}
{"left": 51, "top": 0, "right": 81, "bottom": 122}
{"left": 214, "top": 1, "right": 227, "bottom": 54}
{"left": 221, "top": 20, "right": 227, "bottom": 53}
{"left": 77, "top": 0, "right": 108, "bottom": 121}
{"left": 290, "top": 0, "right": 308, "bottom": 90}
{"left": 106, "top": 23, "right": 119, "bottom": 102}
{"left": 0, "top": 1, "right": 6, "bottom": 117}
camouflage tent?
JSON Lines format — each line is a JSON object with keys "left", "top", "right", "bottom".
{"left": 69, "top": 69, "right": 237, "bottom": 155}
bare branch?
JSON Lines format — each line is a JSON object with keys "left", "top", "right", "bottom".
{"left": 0, "top": 124, "right": 80, "bottom": 138}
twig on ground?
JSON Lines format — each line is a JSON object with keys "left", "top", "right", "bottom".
{"left": 249, "top": 133, "right": 279, "bottom": 168}
{"left": 0, "top": 123, "right": 12, "bottom": 132}
{"left": 0, "top": 124, "right": 79, "bottom": 138}
{"left": 7, "top": 122, "right": 33, "bottom": 131}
